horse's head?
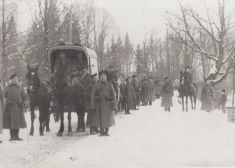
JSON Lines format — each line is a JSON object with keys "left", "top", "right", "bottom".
{"left": 26, "top": 64, "right": 40, "bottom": 91}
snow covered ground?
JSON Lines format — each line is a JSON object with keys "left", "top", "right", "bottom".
{"left": 1, "top": 93, "right": 235, "bottom": 168}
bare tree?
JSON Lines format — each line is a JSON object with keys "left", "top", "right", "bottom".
{"left": 166, "top": 0, "right": 235, "bottom": 86}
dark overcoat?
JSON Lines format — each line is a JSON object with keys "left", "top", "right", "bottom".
{"left": 124, "top": 83, "right": 135, "bottom": 110}
{"left": 91, "top": 81, "right": 117, "bottom": 128}
{"left": 86, "top": 81, "right": 95, "bottom": 126}
{"left": 3, "top": 83, "right": 29, "bottom": 129}
{"left": 201, "top": 84, "right": 214, "bottom": 111}
{"left": 161, "top": 82, "right": 174, "bottom": 107}
{"left": 0, "top": 83, "right": 5, "bottom": 134}
{"left": 140, "top": 81, "right": 148, "bottom": 103}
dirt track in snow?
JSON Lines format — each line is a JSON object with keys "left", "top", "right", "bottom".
{"left": 1, "top": 94, "right": 235, "bottom": 168}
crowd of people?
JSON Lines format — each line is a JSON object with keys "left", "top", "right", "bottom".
{"left": 0, "top": 65, "right": 228, "bottom": 142}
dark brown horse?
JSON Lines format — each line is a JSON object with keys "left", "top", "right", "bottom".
{"left": 52, "top": 58, "right": 86, "bottom": 136}
{"left": 178, "top": 71, "right": 198, "bottom": 112}
{"left": 26, "top": 65, "right": 51, "bottom": 136}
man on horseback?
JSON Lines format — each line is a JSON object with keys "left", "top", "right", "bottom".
{"left": 182, "top": 66, "right": 196, "bottom": 94}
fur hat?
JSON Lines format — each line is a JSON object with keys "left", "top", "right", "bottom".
{"left": 185, "top": 66, "right": 190, "bottom": 70}
{"left": 99, "top": 70, "right": 107, "bottom": 77}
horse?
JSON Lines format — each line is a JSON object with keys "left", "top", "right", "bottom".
{"left": 52, "top": 58, "right": 86, "bottom": 136}
{"left": 178, "top": 71, "right": 198, "bottom": 112}
{"left": 26, "top": 65, "right": 51, "bottom": 136}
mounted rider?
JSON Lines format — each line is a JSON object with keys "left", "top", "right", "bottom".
{"left": 182, "top": 66, "right": 196, "bottom": 94}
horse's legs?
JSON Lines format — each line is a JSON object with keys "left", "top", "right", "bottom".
{"left": 45, "top": 102, "right": 51, "bottom": 132}
{"left": 186, "top": 96, "right": 188, "bottom": 112}
{"left": 57, "top": 104, "right": 64, "bottom": 137}
{"left": 29, "top": 104, "right": 35, "bottom": 136}
{"left": 38, "top": 106, "right": 45, "bottom": 136}
{"left": 190, "top": 96, "right": 193, "bottom": 110}
{"left": 182, "top": 97, "right": 185, "bottom": 111}
{"left": 67, "top": 104, "right": 73, "bottom": 136}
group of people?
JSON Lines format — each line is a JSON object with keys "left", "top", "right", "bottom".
{"left": 0, "top": 65, "right": 229, "bottom": 142}
{"left": 84, "top": 65, "right": 175, "bottom": 136}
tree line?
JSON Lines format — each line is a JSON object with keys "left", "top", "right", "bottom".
{"left": 0, "top": 0, "right": 235, "bottom": 89}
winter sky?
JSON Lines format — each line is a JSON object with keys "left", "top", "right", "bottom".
{"left": 16, "top": 0, "right": 235, "bottom": 44}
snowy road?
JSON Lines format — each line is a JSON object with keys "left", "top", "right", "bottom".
{"left": 1, "top": 94, "right": 235, "bottom": 168}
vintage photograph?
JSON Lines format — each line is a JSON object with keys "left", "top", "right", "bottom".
{"left": 0, "top": 0, "right": 235, "bottom": 167}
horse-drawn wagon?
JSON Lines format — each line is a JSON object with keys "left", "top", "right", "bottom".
{"left": 48, "top": 44, "right": 100, "bottom": 136}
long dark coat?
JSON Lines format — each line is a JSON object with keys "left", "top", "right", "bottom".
{"left": 3, "top": 83, "right": 29, "bottom": 129}
{"left": 0, "top": 83, "right": 5, "bottom": 134}
{"left": 201, "top": 84, "right": 214, "bottom": 111}
{"left": 147, "top": 81, "right": 155, "bottom": 102}
{"left": 91, "top": 81, "right": 117, "bottom": 128}
{"left": 161, "top": 81, "right": 174, "bottom": 107}
{"left": 131, "top": 79, "right": 140, "bottom": 106}
{"left": 123, "top": 83, "right": 136, "bottom": 110}
{"left": 86, "top": 81, "right": 96, "bottom": 126}
{"left": 120, "top": 82, "right": 127, "bottom": 110}
{"left": 140, "top": 81, "right": 148, "bottom": 104}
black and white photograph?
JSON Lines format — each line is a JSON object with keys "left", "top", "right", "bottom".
{"left": 1, "top": 0, "right": 235, "bottom": 167}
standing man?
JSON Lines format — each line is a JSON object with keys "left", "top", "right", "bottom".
{"left": 148, "top": 77, "right": 155, "bottom": 105}
{"left": 154, "top": 78, "right": 161, "bottom": 99}
{"left": 161, "top": 77, "right": 174, "bottom": 112}
{"left": 3, "top": 73, "right": 29, "bottom": 141}
{"left": 124, "top": 77, "right": 135, "bottom": 114}
{"left": 131, "top": 74, "right": 140, "bottom": 110}
{"left": 0, "top": 79, "right": 5, "bottom": 143}
{"left": 140, "top": 78, "right": 149, "bottom": 106}
{"left": 91, "top": 70, "right": 117, "bottom": 136}
{"left": 86, "top": 73, "right": 99, "bottom": 134}
{"left": 201, "top": 78, "right": 214, "bottom": 113}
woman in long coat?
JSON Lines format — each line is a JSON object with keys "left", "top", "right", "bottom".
{"left": 0, "top": 80, "right": 5, "bottom": 143}
{"left": 161, "top": 77, "right": 174, "bottom": 112}
{"left": 201, "top": 78, "right": 215, "bottom": 112}
{"left": 3, "top": 74, "right": 29, "bottom": 141}
{"left": 124, "top": 77, "right": 136, "bottom": 114}
{"left": 91, "top": 70, "right": 117, "bottom": 136}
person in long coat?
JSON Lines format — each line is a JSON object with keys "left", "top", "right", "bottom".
{"left": 140, "top": 78, "right": 149, "bottom": 106}
{"left": 120, "top": 76, "right": 126, "bottom": 112}
{"left": 86, "top": 73, "right": 99, "bottom": 134}
{"left": 0, "top": 80, "right": 5, "bottom": 143}
{"left": 131, "top": 75, "right": 140, "bottom": 110}
{"left": 161, "top": 77, "right": 174, "bottom": 112}
{"left": 3, "top": 73, "right": 29, "bottom": 141}
{"left": 201, "top": 78, "right": 215, "bottom": 112}
{"left": 147, "top": 77, "right": 155, "bottom": 105}
{"left": 91, "top": 70, "right": 117, "bottom": 136}
{"left": 154, "top": 78, "right": 161, "bottom": 99}
{"left": 124, "top": 77, "right": 136, "bottom": 114}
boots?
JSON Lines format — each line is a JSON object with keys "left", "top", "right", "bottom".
{"left": 126, "top": 109, "right": 131, "bottom": 114}
{"left": 9, "top": 129, "right": 15, "bottom": 141}
{"left": 89, "top": 126, "right": 94, "bottom": 135}
{"left": 104, "top": 128, "right": 109, "bottom": 136}
{"left": 168, "top": 107, "right": 171, "bottom": 112}
{"left": 165, "top": 107, "right": 167, "bottom": 111}
{"left": 100, "top": 128, "right": 105, "bottom": 136}
{"left": 14, "top": 129, "right": 23, "bottom": 141}
{"left": 94, "top": 127, "right": 100, "bottom": 133}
